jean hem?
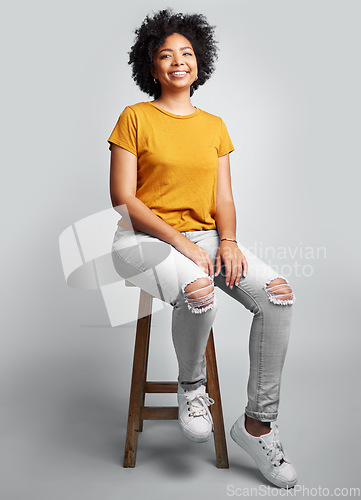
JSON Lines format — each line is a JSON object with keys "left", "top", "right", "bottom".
{"left": 245, "top": 409, "right": 278, "bottom": 422}
{"left": 178, "top": 379, "right": 207, "bottom": 391}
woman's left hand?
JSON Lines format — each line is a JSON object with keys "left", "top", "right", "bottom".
{"left": 215, "top": 241, "right": 248, "bottom": 289}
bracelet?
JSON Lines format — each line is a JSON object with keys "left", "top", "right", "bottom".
{"left": 220, "top": 238, "right": 237, "bottom": 244}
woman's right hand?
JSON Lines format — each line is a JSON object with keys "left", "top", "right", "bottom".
{"left": 174, "top": 238, "right": 214, "bottom": 278}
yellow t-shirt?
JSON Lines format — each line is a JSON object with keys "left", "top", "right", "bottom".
{"left": 107, "top": 101, "right": 234, "bottom": 232}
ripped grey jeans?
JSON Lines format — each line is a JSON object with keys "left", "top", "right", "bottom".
{"left": 111, "top": 226, "right": 295, "bottom": 422}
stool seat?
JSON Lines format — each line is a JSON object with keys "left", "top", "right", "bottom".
{"left": 123, "top": 280, "right": 229, "bottom": 468}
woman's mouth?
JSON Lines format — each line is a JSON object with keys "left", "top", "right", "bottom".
{"left": 168, "top": 71, "right": 189, "bottom": 78}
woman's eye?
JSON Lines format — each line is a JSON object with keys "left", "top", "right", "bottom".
{"left": 160, "top": 52, "right": 192, "bottom": 59}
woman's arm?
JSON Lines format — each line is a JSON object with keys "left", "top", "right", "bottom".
{"left": 109, "top": 143, "right": 215, "bottom": 276}
{"left": 214, "top": 154, "right": 237, "bottom": 241}
{"left": 214, "top": 154, "right": 248, "bottom": 287}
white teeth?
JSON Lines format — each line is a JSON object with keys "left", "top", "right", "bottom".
{"left": 170, "top": 72, "right": 187, "bottom": 75}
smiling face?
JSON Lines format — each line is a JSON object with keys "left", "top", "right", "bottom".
{"left": 151, "top": 33, "right": 198, "bottom": 94}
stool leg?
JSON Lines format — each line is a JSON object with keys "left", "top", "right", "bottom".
{"left": 206, "top": 328, "right": 229, "bottom": 469}
{"left": 138, "top": 314, "right": 151, "bottom": 433}
{"left": 123, "top": 290, "right": 153, "bottom": 468}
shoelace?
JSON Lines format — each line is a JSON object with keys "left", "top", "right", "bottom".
{"left": 262, "top": 425, "right": 286, "bottom": 466}
{"left": 185, "top": 392, "right": 215, "bottom": 422}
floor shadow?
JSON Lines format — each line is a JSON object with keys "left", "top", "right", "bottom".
{"left": 133, "top": 421, "right": 217, "bottom": 477}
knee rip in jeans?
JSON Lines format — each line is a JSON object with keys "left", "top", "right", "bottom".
{"left": 182, "top": 277, "right": 215, "bottom": 314}
{"left": 263, "top": 276, "right": 295, "bottom": 305}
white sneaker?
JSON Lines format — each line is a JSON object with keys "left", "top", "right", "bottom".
{"left": 177, "top": 384, "right": 214, "bottom": 443}
{"left": 230, "top": 414, "right": 297, "bottom": 488}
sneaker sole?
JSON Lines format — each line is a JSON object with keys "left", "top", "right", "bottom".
{"left": 178, "top": 422, "right": 212, "bottom": 443}
{"left": 230, "top": 423, "right": 297, "bottom": 489}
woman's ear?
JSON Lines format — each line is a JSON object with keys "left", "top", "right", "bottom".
{"left": 150, "top": 65, "right": 157, "bottom": 79}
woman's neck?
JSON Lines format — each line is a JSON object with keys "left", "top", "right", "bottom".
{"left": 152, "top": 90, "right": 196, "bottom": 115}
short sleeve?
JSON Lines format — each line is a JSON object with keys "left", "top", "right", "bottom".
{"left": 107, "top": 106, "right": 138, "bottom": 155}
{"left": 217, "top": 118, "right": 235, "bottom": 157}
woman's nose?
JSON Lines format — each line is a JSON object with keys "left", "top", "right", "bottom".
{"left": 172, "top": 56, "right": 185, "bottom": 66}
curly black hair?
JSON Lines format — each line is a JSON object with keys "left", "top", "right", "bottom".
{"left": 128, "top": 8, "right": 219, "bottom": 99}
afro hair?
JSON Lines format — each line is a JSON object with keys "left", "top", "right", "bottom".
{"left": 128, "top": 8, "right": 219, "bottom": 99}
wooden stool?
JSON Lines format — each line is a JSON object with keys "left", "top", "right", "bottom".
{"left": 123, "top": 280, "right": 229, "bottom": 468}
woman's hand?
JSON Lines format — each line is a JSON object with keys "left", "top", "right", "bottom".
{"left": 215, "top": 241, "right": 248, "bottom": 289}
{"left": 175, "top": 238, "right": 214, "bottom": 278}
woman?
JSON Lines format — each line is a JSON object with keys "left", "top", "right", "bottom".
{"left": 108, "top": 9, "right": 297, "bottom": 488}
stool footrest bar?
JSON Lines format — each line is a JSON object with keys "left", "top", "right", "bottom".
{"left": 141, "top": 406, "right": 178, "bottom": 420}
{"left": 144, "top": 381, "right": 178, "bottom": 393}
